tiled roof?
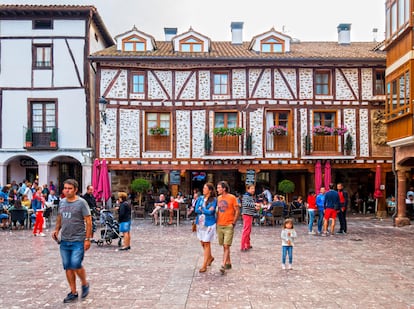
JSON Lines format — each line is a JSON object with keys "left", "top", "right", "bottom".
{"left": 0, "top": 5, "right": 114, "bottom": 46}
{"left": 91, "top": 40, "right": 385, "bottom": 62}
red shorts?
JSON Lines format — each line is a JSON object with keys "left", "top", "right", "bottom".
{"left": 324, "top": 208, "right": 337, "bottom": 220}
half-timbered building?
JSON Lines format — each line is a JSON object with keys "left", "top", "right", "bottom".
{"left": 91, "top": 23, "right": 392, "bottom": 212}
{"left": 384, "top": 0, "right": 414, "bottom": 226}
{"left": 0, "top": 5, "right": 113, "bottom": 191}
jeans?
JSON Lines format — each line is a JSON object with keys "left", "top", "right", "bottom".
{"left": 282, "top": 246, "right": 293, "bottom": 264}
{"left": 338, "top": 208, "right": 347, "bottom": 232}
{"left": 317, "top": 209, "right": 324, "bottom": 233}
{"left": 308, "top": 210, "right": 315, "bottom": 232}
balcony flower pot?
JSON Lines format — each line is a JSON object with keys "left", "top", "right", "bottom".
{"left": 268, "top": 125, "right": 287, "bottom": 136}
{"left": 50, "top": 128, "right": 57, "bottom": 147}
{"left": 213, "top": 127, "right": 245, "bottom": 136}
{"left": 344, "top": 134, "right": 353, "bottom": 155}
{"left": 149, "top": 127, "right": 167, "bottom": 136}
{"left": 25, "top": 128, "right": 32, "bottom": 148}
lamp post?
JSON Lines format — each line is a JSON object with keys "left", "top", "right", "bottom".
{"left": 99, "top": 96, "right": 108, "bottom": 124}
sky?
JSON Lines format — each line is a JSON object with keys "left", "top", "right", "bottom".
{"left": 3, "top": 0, "right": 386, "bottom": 42}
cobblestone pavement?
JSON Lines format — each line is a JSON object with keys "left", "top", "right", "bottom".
{"left": 1, "top": 214, "right": 414, "bottom": 309}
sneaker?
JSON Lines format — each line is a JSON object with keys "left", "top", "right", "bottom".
{"left": 63, "top": 292, "right": 78, "bottom": 303}
{"left": 38, "top": 233, "right": 46, "bottom": 237}
{"left": 308, "top": 231, "right": 316, "bottom": 235}
{"left": 288, "top": 264, "right": 292, "bottom": 270}
{"left": 321, "top": 233, "right": 327, "bottom": 237}
{"left": 81, "top": 284, "right": 89, "bottom": 298}
{"left": 281, "top": 264, "right": 286, "bottom": 270}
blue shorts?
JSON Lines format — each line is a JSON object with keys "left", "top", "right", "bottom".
{"left": 60, "top": 241, "right": 85, "bottom": 270}
{"left": 0, "top": 214, "right": 8, "bottom": 220}
{"left": 119, "top": 221, "right": 131, "bottom": 233}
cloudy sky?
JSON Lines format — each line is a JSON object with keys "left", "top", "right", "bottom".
{"left": 5, "top": 0, "right": 385, "bottom": 42}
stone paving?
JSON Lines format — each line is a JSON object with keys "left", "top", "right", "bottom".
{"left": 1, "top": 214, "right": 414, "bottom": 309}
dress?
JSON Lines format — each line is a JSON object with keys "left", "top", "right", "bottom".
{"left": 194, "top": 196, "right": 217, "bottom": 242}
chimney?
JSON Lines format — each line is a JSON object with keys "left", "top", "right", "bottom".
{"left": 164, "top": 27, "right": 177, "bottom": 41}
{"left": 372, "top": 28, "right": 378, "bottom": 42}
{"left": 231, "top": 22, "right": 243, "bottom": 45}
{"left": 337, "top": 23, "right": 351, "bottom": 45}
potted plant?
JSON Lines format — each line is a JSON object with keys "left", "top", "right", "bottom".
{"left": 278, "top": 179, "right": 295, "bottom": 203}
{"left": 50, "top": 128, "right": 57, "bottom": 147}
{"left": 344, "top": 134, "right": 353, "bottom": 155}
{"left": 213, "top": 127, "right": 245, "bottom": 136}
{"left": 312, "top": 125, "right": 333, "bottom": 136}
{"left": 268, "top": 125, "right": 287, "bottom": 136}
{"left": 333, "top": 126, "right": 348, "bottom": 136}
{"left": 245, "top": 133, "right": 253, "bottom": 155}
{"left": 304, "top": 135, "right": 312, "bottom": 155}
{"left": 25, "top": 128, "right": 32, "bottom": 148}
{"left": 204, "top": 132, "right": 212, "bottom": 155}
{"left": 131, "top": 178, "right": 151, "bottom": 209}
{"left": 149, "top": 127, "right": 166, "bottom": 136}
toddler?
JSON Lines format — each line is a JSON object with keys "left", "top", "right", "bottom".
{"left": 280, "top": 218, "right": 297, "bottom": 270}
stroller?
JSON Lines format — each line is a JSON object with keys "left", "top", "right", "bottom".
{"left": 95, "top": 210, "right": 123, "bottom": 247}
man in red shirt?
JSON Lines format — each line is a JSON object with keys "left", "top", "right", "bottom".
{"left": 216, "top": 181, "right": 240, "bottom": 275}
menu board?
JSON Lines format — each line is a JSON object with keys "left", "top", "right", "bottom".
{"left": 245, "top": 169, "right": 255, "bottom": 185}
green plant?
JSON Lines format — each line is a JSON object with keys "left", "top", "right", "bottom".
{"left": 149, "top": 127, "right": 166, "bottom": 135}
{"left": 131, "top": 178, "right": 151, "bottom": 208}
{"left": 25, "top": 128, "right": 32, "bottom": 142}
{"left": 304, "top": 135, "right": 311, "bottom": 154}
{"left": 245, "top": 133, "right": 252, "bottom": 154}
{"left": 278, "top": 179, "right": 295, "bottom": 203}
{"left": 213, "top": 127, "right": 245, "bottom": 136}
{"left": 344, "top": 134, "right": 353, "bottom": 152}
{"left": 204, "top": 132, "right": 212, "bottom": 154}
{"left": 50, "top": 128, "right": 57, "bottom": 142}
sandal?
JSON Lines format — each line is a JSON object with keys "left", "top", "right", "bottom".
{"left": 207, "top": 256, "right": 214, "bottom": 266}
{"left": 199, "top": 267, "right": 207, "bottom": 273}
{"left": 220, "top": 265, "right": 225, "bottom": 275}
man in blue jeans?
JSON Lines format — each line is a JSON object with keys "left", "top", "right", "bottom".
{"left": 52, "top": 179, "right": 92, "bottom": 303}
{"left": 315, "top": 187, "right": 325, "bottom": 235}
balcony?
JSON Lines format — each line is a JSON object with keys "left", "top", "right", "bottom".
{"left": 146, "top": 134, "right": 170, "bottom": 151}
{"left": 312, "top": 135, "right": 341, "bottom": 154}
{"left": 271, "top": 135, "right": 290, "bottom": 152}
{"left": 213, "top": 135, "right": 240, "bottom": 153}
{"left": 24, "top": 128, "right": 58, "bottom": 150}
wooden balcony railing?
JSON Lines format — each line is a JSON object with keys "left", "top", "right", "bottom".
{"left": 213, "top": 135, "right": 239, "bottom": 152}
{"left": 146, "top": 135, "right": 170, "bottom": 151}
{"left": 312, "top": 135, "right": 338, "bottom": 152}
{"left": 272, "top": 135, "right": 290, "bottom": 152}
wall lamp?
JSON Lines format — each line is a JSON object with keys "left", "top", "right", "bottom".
{"left": 98, "top": 96, "right": 108, "bottom": 124}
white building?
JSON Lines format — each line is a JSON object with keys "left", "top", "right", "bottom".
{"left": 0, "top": 5, "right": 113, "bottom": 192}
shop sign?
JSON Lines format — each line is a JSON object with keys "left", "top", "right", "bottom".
{"left": 245, "top": 169, "right": 255, "bottom": 185}
{"left": 20, "top": 159, "right": 38, "bottom": 167}
{"left": 169, "top": 170, "right": 181, "bottom": 185}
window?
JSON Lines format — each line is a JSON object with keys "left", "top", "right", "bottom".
{"left": 315, "top": 70, "right": 331, "bottom": 95}
{"left": 374, "top": 69, "right": 385, "bottom": 95}
{"left": 215, "top": 112, "right": 237, "bottom": 129}
{"left": 122, "top": 35, "right": 146, "bottom": 51}
{"left": 33, "top": 19, "right": 53, "bottom": 29}
{"left": 33, "top": 44, "right": 52, "bottom": 69}
{"left": 266, "top": 111, "right": 290, "bottom": 152}
{"left": 145, "top": 113, "right": 171, "bottom": 151}
{"left": 313, "top": 112, "right": 335, "bottom": 128}
{"left": 261, "top": 36, "right": 284, "bottom": 53}
{"left": 213, "top": 72, "right": 229, "bottom": 95}
{"left": 30, "top": 101, "right": 56, "bottom": 147}
{"left": 132, "top": 72, "right": 145, "bottom": 93}
{"left": 179, "top": 36, "right": 203, "bottom": 52}
{"left": 386, "top": 70, "right": 411, "bottom": 120}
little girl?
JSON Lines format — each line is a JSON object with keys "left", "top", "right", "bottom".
{"left": 280, "top": 218, "right": 297, "bottom": 270}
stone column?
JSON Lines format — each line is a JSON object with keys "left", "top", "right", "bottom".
{"left": 0, "top": 164, "right": 7, "bottom": 186}
{"left": 37, "top": 163, "right": 49, "bottom": 187}
{"left": 395, "top": 169, "right": 410, "bottom": 227}
{"left": 82, "top": 163, "right": 92, "bottom": 195}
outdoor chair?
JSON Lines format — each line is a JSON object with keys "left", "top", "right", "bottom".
{"left": 266, "top": 206, "right": 284, "bottom": 226}
{"left": 9, "top": 209, "right": 27, "bottom": 230}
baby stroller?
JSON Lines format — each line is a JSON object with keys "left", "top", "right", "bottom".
{"left": 95, "top": 210, "right": 123, "bottom": 247}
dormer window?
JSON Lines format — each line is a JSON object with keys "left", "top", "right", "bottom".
{"left": 180, "top": 36, "right": 203, "bottom": 52}
{"left": 261, "top": 36, "right": 284, "bottom": 53}
{"left": 122, "top": 35, "right": 146, "bottom": 51}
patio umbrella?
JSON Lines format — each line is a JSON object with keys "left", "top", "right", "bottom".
{"left": 97, "top": 159, "right": 111, "bottom": 207}
{"left": 92, "top": 159, "right": 101, "bottom": 200}
{"left": 324, "top": 160, "right": 331, "bottom": 189}
{"left": 315, "top": 160, "right": 322, "bottom": 192}
{"left": 373, "top": 164, "right": 383, "bottom": 214}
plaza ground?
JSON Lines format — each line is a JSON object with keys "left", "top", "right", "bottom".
{"left": 1, "top": 214, "right": 414, "bottom": 308}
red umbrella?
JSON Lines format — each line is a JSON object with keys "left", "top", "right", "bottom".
{"left": 315, "top": 160, "right": 322, "bottom": 192}
{"left": 92, "top": 159, "right": 101, "bottom": 200}
{"left": 97, "top": 159, "right": 111, "bottom": 206}
{"left": 324, "top": 160, "right": 331, "bottom": 189}
{"left": 373, "top": 165, "right": 383, "bottom": 199}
